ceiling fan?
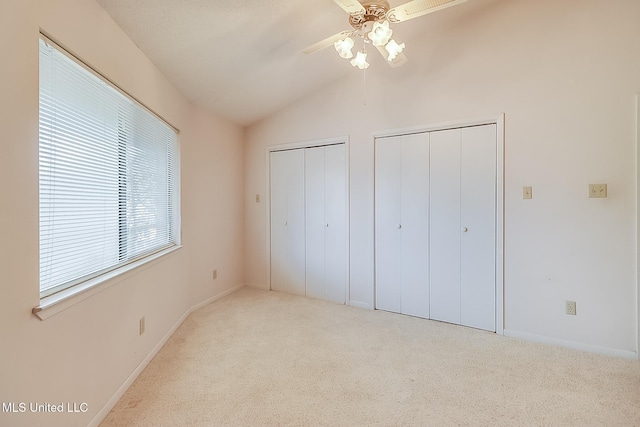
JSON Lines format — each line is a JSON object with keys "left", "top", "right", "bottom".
{"left": 304, "top": 0, "right": 467, "bottom": 69}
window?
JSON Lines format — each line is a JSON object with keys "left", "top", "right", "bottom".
{"left": 38, "top": 35, "right": 180, "bottom": 298}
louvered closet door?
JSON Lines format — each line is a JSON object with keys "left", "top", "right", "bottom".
{"left": 305, "top": 144, "right": 346, "bottom": 304}
{"left": 429, "top": 125, "right": 496, "bottom": 331}
{"left": 270, "top": 149, "right": 306, "bottom": 296}
{"left": 375, "top": 133, "right": 430, "bottom": 318}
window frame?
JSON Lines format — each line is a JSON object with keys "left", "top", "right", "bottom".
{"left": 34, "top": 34, "right": 182, "bottom": 319}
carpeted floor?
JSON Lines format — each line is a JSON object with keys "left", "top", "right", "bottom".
{"left": 101, "top": 287, "right": 640, "bottom": 426}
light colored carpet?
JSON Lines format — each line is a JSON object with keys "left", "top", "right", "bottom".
{"left": 101, "top": 287, "right": 640, "bottom": 426}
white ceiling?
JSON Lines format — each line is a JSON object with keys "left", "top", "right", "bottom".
{"left": 96, "top": 0, "right": 475, "bottom": 126}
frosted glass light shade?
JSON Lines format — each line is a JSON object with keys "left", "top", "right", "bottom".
{"left": 334, "top": 37, "right": 355, "bottom": 59}
{"left": 385, "top": 39, "right": 405, "bottom": 61}
{"left": 368, "top": 21, "right": 392, "bottom": 47}
{"left": 350, "top": 50, "right": 370, "bottom": 69}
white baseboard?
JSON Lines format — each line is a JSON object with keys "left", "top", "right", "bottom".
{"left": 349, "top": 300, "right": 373, "bottom": 310}
{"left": 245, "top": 282, "right": 269, "bottom": 290}
{"left": 190, "top": 284, "right": 245, "bottom": 312}
{"left": 503, "top": 329, "right": 639, "bottom": 360}
{"left": 89, "top": 283, "right": 245, "bottom": 427}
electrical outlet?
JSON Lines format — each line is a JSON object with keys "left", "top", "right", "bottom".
{"left": 212, "top": 269, "right": 218, "bottom": 280}
{"left": 139, "top": 317, "right": 145, "bottom": 335}
{"left": 523, "top": 186, "right": 532, "bottom": 199}
{"left": 565, "top": 301, "right": 577, "bottom": 316}
{"left": 589, "top": 184, "right": 607, "bottom": 198}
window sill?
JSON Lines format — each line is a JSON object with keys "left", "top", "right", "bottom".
{"left": 33, "top": 245, "right": 183, "bottom": 320}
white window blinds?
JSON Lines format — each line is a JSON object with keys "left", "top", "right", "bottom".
{"left": 39, "top": 36, "right": 180, "bottom": 298}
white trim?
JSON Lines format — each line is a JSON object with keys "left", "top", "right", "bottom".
{"left": 495, "top": 114, "right": 505, "bottom": 335}
{"left": 268, "top": 135, "right": 348, "bottom": 153}
{"left": 265, "top": 136, "right": 350, "bottom": 299}
{"left": 349, "top": 300, "right": 373, "bottom": 310}
{"left": 33, "top": 245, "right": 183, "bottom": 320}
{"left": 636, "top": 94, "right": 640, "bottom": 359}
{"left": 373, "top": 114, "right": 503, "bottom": 139}
{"left": 372, "top": 114, "right": 505, "bottom": 334}
{"left": 245, "top": 282, "right": 270, "bottom": 290}
{"left": 345, "top": 139, "right": 352, "bottom": 306}
{"left": 504, "top": 329, "right": 638, "bottom": 360}
{"left": 190, "top": 284, "right": 245, "bottom": 312}
{"left": 88, "top": 284, "right": 244, "bottom": 427}
{"left": 265, "top": 146, "right": 271, "bottom": 290}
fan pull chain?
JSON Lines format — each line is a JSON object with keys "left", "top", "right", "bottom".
{"left": 362, "top": 67, "right": 367, "bottom": 106}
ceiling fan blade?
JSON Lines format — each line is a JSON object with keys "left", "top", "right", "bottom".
{"left": 387, "top": 0, "right": 467, "bottom": 23}
{"left": 388, "top": 52, "right": 408, "bottom": 67}
{"left": 333, "top": 0, "right": 366, "bottom": 16}
{"left": 376, "top": 45, "right": 408, "bottom": 68}
{"left": 303, "top": 31, "right": 352, "bottom": 54}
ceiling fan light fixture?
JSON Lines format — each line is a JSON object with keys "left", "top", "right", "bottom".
{"left": 385, "top": 39, "right": 405, "bottom": 61}
{"left": 350, "top": 50, "right": 370, "bottom": 69}
{"left": 334, "top": 36, "right": 355, "bottom": 59}
{"left": 367, "top": 20, "right": 393, "bottom": 46}
{"left": 306, "top": 0, "right": 469, "bottom": 70}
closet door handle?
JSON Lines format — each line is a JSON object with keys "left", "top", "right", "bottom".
{"left": 397, "top": 224, "right": 402, "bottom": 229}
{"left": 462, "top": 227, "right": 468, "bottom": 232}
{"left": 325, "top": 223, "right": 329, "bottom": 227}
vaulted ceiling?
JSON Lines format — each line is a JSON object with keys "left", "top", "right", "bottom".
{"left": 96, "top": 0, "right": 477, "bottom": 126}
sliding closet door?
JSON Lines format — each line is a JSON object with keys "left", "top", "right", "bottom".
{"left": 375, "top": 133, "right": 430, "bottom": 318}
{"left": 270, "top": 149, "right": 306, "bottom": 296}
{"left": 305, "top": 144, "right": 347, "bottom": 303}
{"left": 429, "top": 125, "right": 496, "bottom": 331}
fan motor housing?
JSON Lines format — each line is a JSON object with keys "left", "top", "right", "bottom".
{"left": 349, "top": 1, "right": 390, "bottom": 30}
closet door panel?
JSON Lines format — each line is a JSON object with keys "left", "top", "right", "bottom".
{"left": 429, "top": 129, "right": 462, "bottom": 324}
{"left": 270, "top": 149, "right": 305, "bottom": 296}
{"left": 305, "top": 147, "right": 325, "bottom": 300}
{"left": 375, "top": 137, "right": 402, "bottom": 313}
{"left": 460, "top": 125, "right": 496, "bottom": 331}
{"left": 287, "top": 151, "right": 307, "bottom": 296}
{"left": 400, "top": 134, "right": 430, "bottom": 318}
{"left": 270, "top": 151, "right": 289, "bottom": 293}
{"left": 323, "top": 144, "right": 347, "bottom": 303}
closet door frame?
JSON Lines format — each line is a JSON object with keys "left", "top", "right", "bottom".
{"left": 373, "top": 114, "right": 505, "bottom": 334}
{"left": 266, "top": 136, "right": 350, "bottom": 304}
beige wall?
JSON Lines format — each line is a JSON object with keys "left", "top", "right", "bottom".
{"left": 0, "top": 0, "right": 244, "bottom": 425}
{"left": 1, "top": 0, "right": 639, "bottom": 425}
{"left": 245, "top": 0, "right": 640, "bottom": 356}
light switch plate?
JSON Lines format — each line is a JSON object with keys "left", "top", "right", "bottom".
{"left": 589, "top": 184, "right": 607, "bottom": 198}
{"left": 139, "top": 317, "right": 145, "bottom": 335}
{"left": 523, "top": 186, "right": 532, "bottom": 199}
